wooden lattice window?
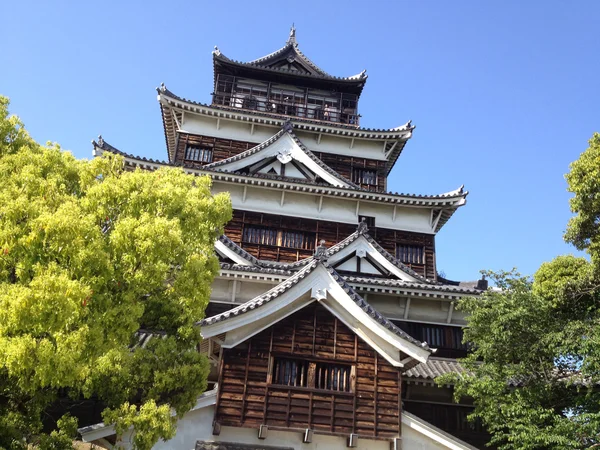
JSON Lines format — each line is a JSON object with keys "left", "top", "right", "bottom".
{"left": 272, "top": 357, "right": 353, "bottom": 393}
{"left": 272, "top": 358, "right": 309, "bottom": 388}
{"left": 315, "top": 362, "right": 352, "bottom": 392}
{"left": 242, "top": 226, "right": 278, "bottom": 246}
{"left": 185, "top": 145, "right": 213, "bottom": 163}
{"left": 396, "top": 244, "right": 424, "bottom": 264}
{"left": 243, "top": 226, "right": 315, "bottom": 250}
{"left": 281, "top": 230, "right": 315, "bottom": 250}
{"left": 352, "top": 168, "right": 378, "bottom": 186}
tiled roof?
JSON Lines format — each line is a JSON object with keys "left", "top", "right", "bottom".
{"left": 326, "top": 222, "right": 436, "bottom": 284}
{"left": 200, "top": 259, "right": 430, "bottom": 351}
{"left": 403, "top": 357, "right": 469, "bottom": 381}
{"left": 158, "top": 85, "right": 412, "bottom": 137}
{"left": 203, "top": 122, "right": 360, "bottom": 189}
{"left": 92, "top": 137, "right": 468, "bottom": 216}
{"left": 212, "top": 27, "right": 367, "bottom": 84}
{"left": 218, "top": 235, "right": 312, "bottom": 270}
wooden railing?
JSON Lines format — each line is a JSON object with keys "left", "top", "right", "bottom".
{"left": 212, "top": 93, "right": 360, "bottom": 126}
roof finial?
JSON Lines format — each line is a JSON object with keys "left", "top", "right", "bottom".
{"left": 357, "top": 217, "right": 369, "bottom": 234}
{"left": 287, "top": 24, "right": 296, "bottom": 45}
{"left": 97, "top": 135, "right": 104, "bottom": 147}
{"left": 314, "top": 239, "right": 327, "bottom": 260}
{"left": 212, "top": 45, "right": 221, "bottom": 56}
{"left": 283, "top": 120, "right": 293, "bottom": 133}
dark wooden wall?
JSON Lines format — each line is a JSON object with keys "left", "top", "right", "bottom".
{"left": 224, "top": 210, "right": 436, "bottom": 279}
{"left": 175, "top": 133, "right": 257, "bottom": 168}
{"left": 317, "top": 152, "right": 387, "bottom": 192}
{"left": 175, "top": 133, "right": 387, "bottom": 192}
{"left": 214, "top": 303, "right": 402, "bottom": 439}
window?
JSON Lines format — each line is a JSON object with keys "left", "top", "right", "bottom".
{"left": 185, "top": 145, "right": 213, "bottom": 163}
{"left": 242, "top": 226, "right": 315, "bottom": 250}
{"left": 358, "top": 215, "right": 376, "bottom": 228}
{"left": 281, "top": 230, "right": 315, "bottom": 250}
{"left": 396, "top": 244, "right": 424, "bottom": 265}
{"left": 273, "top": 358, "right": 309, "bottom": 387}
{"left": 272, "top": 357, "right": 353, "bottom": 393}
{"left": 242, "top": 96, "right": 258, "bottom": 110}
{"left": 315, "top": 362, "right": 352, "bottom": 392}
{"left": 352, "top": 168, "right": 378, "bottom": 186}
{"left": 242, "top": 226, "right": 278, "bottom": 246}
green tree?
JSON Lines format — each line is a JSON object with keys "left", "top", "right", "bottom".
{"left": 0, "top": 97, "right": 232, "bottom": 449}
{"left": 440, "top": 133, "right": 600, "bottom": 449}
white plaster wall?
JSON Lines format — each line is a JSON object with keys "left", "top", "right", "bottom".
{"left": 211, "top": 182, "right": 435, "bottom": 235}
{"left": 180, "top": 113, "right": 389, "bottom": 161}
{"left": 114, "top": 405, "right": 464, "bottom": 450}
{"left": 403, "top": 425, "right": 457, "bottom": 450}
{"left": 150, "top": 405, "right": 389, "bottom": 450}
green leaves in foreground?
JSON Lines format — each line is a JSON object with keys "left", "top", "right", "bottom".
{"left": 440, "top": 133, "right": 600, "bottom": 449}
{"left": 0, "top": 96, "right": 232, "bottom": 449}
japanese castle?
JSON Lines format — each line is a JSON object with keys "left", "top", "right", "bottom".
{"left": 81, "top": 26, "right": 489, "bottom": 450}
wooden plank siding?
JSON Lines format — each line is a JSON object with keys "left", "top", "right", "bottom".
{"left": 174, "top": 133, "right": 258, "bottom": 168}
{"left": 174, "top": 133, "right": 387, "bottom": 193}
{"left": 214, "top": 303, "right": 402, "bottom": 439}
{"left": 316, "top": 152, "right": 387, "bottom": 192}
{"left": 224, "top": 210, "right": 436, "bottom": 279}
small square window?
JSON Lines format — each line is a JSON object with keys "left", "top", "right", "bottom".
{"left": 352, "top": 168, "right": 378, "bottom": 186}
{"left": 396, "top": 245, "right": 424, "bottom": 265}
{"left": 185, "top": 145, "right": 213, "bottom": 163}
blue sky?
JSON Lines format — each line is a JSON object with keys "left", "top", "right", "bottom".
{"left": 2, "top": 0, "right": 599, "bottom": 281}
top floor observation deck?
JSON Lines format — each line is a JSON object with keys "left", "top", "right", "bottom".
{"left": 212, "top": 74, "right": 361, "bottom": 126}
{"left": 211, "top": 26, "right": 367, "bottom": 127}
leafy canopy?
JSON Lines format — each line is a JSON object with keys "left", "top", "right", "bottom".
{"left": 440, "top": 133, "right": 600, "bottom": 449}
{"left": 0, "top": 96, "right": 232, "bottom": 449}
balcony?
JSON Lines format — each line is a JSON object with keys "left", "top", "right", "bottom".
{"left": 212, "top": 75, "right": 360, "bottom": 126}
{"left": 213, "top": 93, "right": 360, "bottom": 126}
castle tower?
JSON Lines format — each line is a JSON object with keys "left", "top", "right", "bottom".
{"left": 86, "top": 27, "right": 487, "bottom": 450}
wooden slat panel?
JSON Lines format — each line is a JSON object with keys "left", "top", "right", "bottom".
{"left": 214, "top": 303, "right": 402, "bottom": 438}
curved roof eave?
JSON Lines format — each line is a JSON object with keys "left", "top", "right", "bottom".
{"left": 92, "top": 136, "right": 468, "bottom": 213}
{"left": 157, "top": 85, "right": 414, "bottom": 139}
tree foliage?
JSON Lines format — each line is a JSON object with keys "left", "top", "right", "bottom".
{"left": 0, "top": 97, "right": 232, "bottom": 449}
{"left": 440, "top": 133, "right": 600, "bottom": 449}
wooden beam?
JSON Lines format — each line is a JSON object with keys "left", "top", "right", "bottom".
{"left": 258, "top": 424, "right": 268, "bottom": 440}
{"left": 350, "top": 137, "right": 355, "bottom": 149}
{"left": 403, "top": 298, "right": 411, "bottom": 319}
{"left": 250, "top": 123, "right": 255, "bottom": 135}
{"left": 216, "top": 118, "right": 221, "bottom": 130}
{"left": 385, "top": 141, "right": 399, "bottom": 159}
{"left": 172, "top": 110, "right": 181, "bottom": 129}
{"left": 446, "top": 301, "right": 454, "bottom": 324}
{"left": 231, "top": 279, "right": 237, "bottom": 303}
{"left": 242, "top": 186, "right": 247, "bottom": 203}
{"left": 317, "top": 133, "right": 322, "bottom": 144}
{"left": 392, "top": 205, "right": 397, "bottom": 222}
{"left": 348, "top": 433, "right": 359, "bottom": 448}
{"left": 280, "top": 190, "right": 285, "bottom": 207}
{"left": 432, "top": 209, "right": 443, "bottom": 231}
{"left": 240, "top": 339, "right": 251, "bottom": 425}
{"left": 303, "top": 429, "right": 313, "bottom": 443}
{"left": 355, "top": 200, "right": 360, "bottom": 217}
{"left": 318, "top": 195, "right": 324, "bottom": 212}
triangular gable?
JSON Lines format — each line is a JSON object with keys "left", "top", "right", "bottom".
{"left": 203, "top": 124, "right": 359, "bottom": 188}
{"left": 200, "top": 261, "right": 431, "bottom": 366}
{"left": 248, "top": 26, "right": 333, "bottom": 78}
{"left": 325, "top": 222, "right": 435, "bottom": 284}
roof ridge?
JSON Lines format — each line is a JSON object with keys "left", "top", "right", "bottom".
{"left": 92, "top": 138, "right": 468, "bottom": 206}
{"left": 203, "top": 123, "right": 361, "bottom": 189}
{"left": 200, "top": 258, "right": 430, "bottom": 352}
